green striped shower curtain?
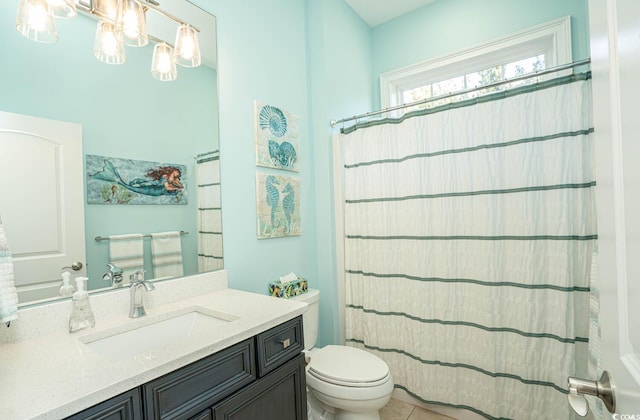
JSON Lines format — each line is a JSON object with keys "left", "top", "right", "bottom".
{"left": 196, "top": 153, "right": 224, "bottom": 272}
{"left": 338, "top": 74, "right": 595, "bottom": 419}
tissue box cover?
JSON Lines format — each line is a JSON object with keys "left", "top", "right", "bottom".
{"left": 269, "top": 278, "right": 308, "bottom": 298}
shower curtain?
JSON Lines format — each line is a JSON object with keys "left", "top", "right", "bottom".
{"left": 338, "top": 74, "right": 595, "bottom": 419}
{"left": 196, "top": 152, "right": 224, "bottom": 272}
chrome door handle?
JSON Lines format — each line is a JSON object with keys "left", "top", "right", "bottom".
{"left": 567, "top": 371, "right": 616, "bottom": 416}
{"left": 62, "top": 262, "right": 83, "bottom": 271}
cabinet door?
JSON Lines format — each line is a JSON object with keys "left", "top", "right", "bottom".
{"left": 213, "top": 353, "right": 307, "bottom": 420}
{"left": 143, "top": 338, "right": 255, "bottom": 420}
{"left": 64, "top": 388, "right": 142, "bottom": 420}
{"left": 189, "top": 409, "right": 212, "bottom": 420}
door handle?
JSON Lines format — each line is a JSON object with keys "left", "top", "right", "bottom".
{"left": 62, "top": 262, "right": 83, "bottom": 271}
{"left": 567, "top": 371, "right": 616, "bottom": 416}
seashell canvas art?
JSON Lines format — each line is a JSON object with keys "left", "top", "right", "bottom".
{"left": 254, "top": 101, "right": 300, "bottom": 172}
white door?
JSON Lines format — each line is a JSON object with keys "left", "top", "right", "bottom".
{"left": 589, "top": 0, "right": 640, "bottom": 415}
{"left": 0, "top": 111, "right": 85, "bottom": 303}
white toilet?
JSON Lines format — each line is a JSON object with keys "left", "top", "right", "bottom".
{"left": 292, "top": 289, "right": 394, "bottom": 420}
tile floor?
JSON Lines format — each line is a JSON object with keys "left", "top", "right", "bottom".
{"left": 379, "top": 398, "right": 456, "bottom": 420}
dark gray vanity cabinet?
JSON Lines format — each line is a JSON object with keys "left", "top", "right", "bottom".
{"left": 211, "top": 314, "right": 307, "bottom": 420}
{"left": 65, "top": 388, "right": 143, "bottom": 420}
{"left": 143, "top": 337, "right": 256, "bottom": 419}
{"left": 65, "top": 316, "right": 306, "bottom": 420}
{"left": 212, "top": 353, "right": 307, "bottom": 420}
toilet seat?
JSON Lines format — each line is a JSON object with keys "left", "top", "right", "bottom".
{"left": 308, "top": 345, "right": 390, "bottom": 388}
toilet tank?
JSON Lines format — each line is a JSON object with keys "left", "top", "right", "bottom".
{"left": 291, "top": 288, "right": 319, "bottom": 350}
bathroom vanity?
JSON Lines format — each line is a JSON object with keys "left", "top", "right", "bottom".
{"left": 66, "top": 316, "right": 306, "bottom": 420}
{"left": 0, "top": 271, "right": 308, "bottom": 420}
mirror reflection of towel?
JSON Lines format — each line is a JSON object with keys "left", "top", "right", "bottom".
{"left": 108, "top": 234, "right": 144, "bottom": 283}
{"left": 0, "top": 221, "right": 18, "bottom": 324}
{"left": 151, "top": 232, "right": 184, "bottom": 280}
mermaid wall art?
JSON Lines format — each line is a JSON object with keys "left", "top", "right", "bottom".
{"left": 86, "top": 154, "right": 187, "bottom": 205}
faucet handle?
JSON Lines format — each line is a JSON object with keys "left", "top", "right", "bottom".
{"left": 103, "top": 264, "right": 124, "bottom": 287}
{"left": 106, "top": 263, "right": 123, "bottom": 275}
{"left": 129, "top": 269, "right": 146, "bottom": 283}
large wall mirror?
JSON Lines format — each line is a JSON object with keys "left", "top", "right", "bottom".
{"left": 0, "top": 0, "right": 222, "bottom": 305}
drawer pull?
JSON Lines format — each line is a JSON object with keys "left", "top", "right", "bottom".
{"left": 280, "top": 338, "right": 291, "bottom": 349}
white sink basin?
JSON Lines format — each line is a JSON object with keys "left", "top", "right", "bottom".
{"left": 81, "top": 307, "right": 239, "bottom": 361}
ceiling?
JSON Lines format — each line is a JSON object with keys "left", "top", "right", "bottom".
{"left": 344, "top": 0, "right": 438, "bottom": 27}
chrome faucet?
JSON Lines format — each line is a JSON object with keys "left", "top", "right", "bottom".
{"left": 129, "top": 270, "right": 155, "bottom": 318}
{"left": 102, "top": 263, "right": 124, "bottom": 288}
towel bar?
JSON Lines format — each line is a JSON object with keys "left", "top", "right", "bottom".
{"left": 95, "top": 231, "right": 188, "bottom": 242}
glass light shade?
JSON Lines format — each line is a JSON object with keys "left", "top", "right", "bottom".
{"left": 93, "top": 0, "right": 119, "bottom": 22}
{"left": 174, "top": 24, "right": 201, "bottom": 68}
{"left": 45, "top": 0, "right": 77, "bottom": 19}
{"left": 93, "top": 20, "right": 126, "bottom": 65}
{"left": 15, "top": 0, "right": 58, "bottom": 44}
{"left": 151, "top": 42, "right": 177, "bottom": 81}
{"left": 117, "top": 0, "right": 148, "bottom": 47}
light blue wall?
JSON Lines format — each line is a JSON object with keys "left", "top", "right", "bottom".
{"left": 189, "top": 0, "right": 372, "bottom": 346}
{"left": 306, "top": 0, "right": 373, "bottom": 345}
{"left": 0, "top": 1, "right": 218, "bottom": 288}
{"left": 188, "top": 0, "right": 316, "bottom": 296}
{"left": 371, "top": 0, "right": 590, "bottom": 104}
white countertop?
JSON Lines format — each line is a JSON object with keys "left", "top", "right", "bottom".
{"left": 0, "top": 272, "right": 307, "bottom": 419}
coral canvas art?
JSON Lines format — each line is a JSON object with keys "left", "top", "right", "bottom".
{"left": 256, "top": 173, "right": 301, "bottom": 238}
{"left": 254, "top": 101, "right": 300, "bottom": 172}
{"left": 86, "top": 154, "right": 187, "bottom": 205}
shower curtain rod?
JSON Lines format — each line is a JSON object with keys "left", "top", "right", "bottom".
{"left": 329, "top": 58, "right": 591, "bottom": 128}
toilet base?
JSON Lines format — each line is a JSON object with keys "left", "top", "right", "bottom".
{"left": 307, "top": 389, "right": 383, "bottom": 420}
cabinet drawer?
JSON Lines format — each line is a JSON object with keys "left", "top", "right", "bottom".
{"left": 256, "top": 316, "right": 304, "bottom": 377}
{"left": 143, "top": 338, "right": 255, "bottom": 420}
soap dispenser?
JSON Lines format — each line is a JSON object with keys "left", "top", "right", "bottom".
{"left": 59, "top": 271, "right": 75, "bottom": 297}
{"left": 69, "top": 276, "right": 96, "bottom": 333}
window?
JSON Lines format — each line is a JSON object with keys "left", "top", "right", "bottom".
{"left": 380, "top": 17, "right": 572, "bottom": 113}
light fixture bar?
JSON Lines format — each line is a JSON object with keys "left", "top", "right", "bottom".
{"left": 18, "top": 0, "right": 202, "bottom": 81}
{"left": 75, "top": 1, "right": 199, "bottom": 33}
{"left": 139, "top": 0, "right": 200, "bottom": 32}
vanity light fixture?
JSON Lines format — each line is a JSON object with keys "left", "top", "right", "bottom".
{"left": 174, "top": 23, "right": 200, "bottom": 67}
{"left": 15, "top": 0, "right": 58, "bottom": 43}
{"left": 46, "top": 0, "right": 78, "bottom": 19}
{"left": 15, "top": 0, "right": 201, "bottom": 80}
{"left": 117, "top": 0, "right": 148, "bottom": 47}
{"left": 93, "top": 19, "right": 126, "bottom": 64}
{"left": 151, "top": 42, "right": 177, "bottom": 81}
{"left": 93, "top": 0, "right": 119, "bottom": 21}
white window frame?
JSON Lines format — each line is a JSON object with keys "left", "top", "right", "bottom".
{"left": 380, "top": 16, "right": 572, "bottom": 109}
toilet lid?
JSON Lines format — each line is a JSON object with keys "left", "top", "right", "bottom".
{"left": 308, "top": 345, "right": 390, "bottom": 387}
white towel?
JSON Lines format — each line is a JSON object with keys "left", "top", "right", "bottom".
{"left": 108, "top": 234, "right": 144, "bottom": 283}
{"left": 151, "top": 231, "right": 184, "bottom": 280}
{"left": 0, "top": 221, "right": 18, "bottom": 324}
